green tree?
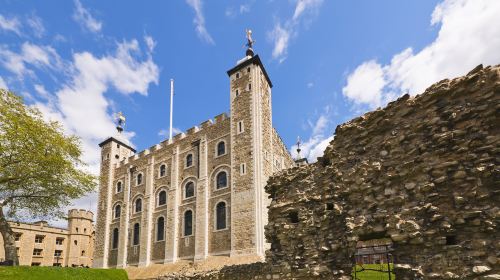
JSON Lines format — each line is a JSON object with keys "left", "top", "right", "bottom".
{"left": 0, "top": 89, "right": 96, "bottom": 265}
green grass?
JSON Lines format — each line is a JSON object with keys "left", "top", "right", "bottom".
{"left": 352, "top": 263, "right": 396, "bottom": 280}
{"left": 0, "top": 266, "right": 128, "bottom": 280}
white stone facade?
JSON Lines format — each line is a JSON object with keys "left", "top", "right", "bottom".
{"left": 93, "top": 54, "right": 294, "bottom": 268}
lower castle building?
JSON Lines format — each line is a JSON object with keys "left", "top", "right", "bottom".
{"left": 0, "top": 209, "right": 94, "bottom": 267}
{"left": 93, "top": 48, "right": 294, "bottom": 268}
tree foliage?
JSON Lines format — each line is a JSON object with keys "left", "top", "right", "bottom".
{"left": 0, "top": 89, "right": 96, "bottom": 264}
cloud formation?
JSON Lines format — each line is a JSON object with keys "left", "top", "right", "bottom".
{"left": 290, "top": 108, "right": 333, "bottom": 162}
{"left": 268, "top": 0, "right": 323, "bottom": 62}
{"left": 343, "top": 0, "right": 500, "bottom": 109}
{"left": 0, "top": 42, "right": 63, "bottom": 78}
{"left": 73, "top": 0, "right": 102, "bottom": 33}
{"left": 0, "top": 14, "right": 21, "bottom": 35}
{"left": 185, "top": 0, "right": 214, "bottom": 44}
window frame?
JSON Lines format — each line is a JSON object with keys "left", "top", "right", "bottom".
{"left": 132, "top": 223, "right": 140, "bottom": 246}
{"left": 159, "top": 164, "right": 167, "bottom": 178}
{"left": 215, "top": 171, "right": 228, "bottom": 190}
{"left": 214, "top": 201, "right": 228, "bottom": 231}
{"left": 183, "top": 209, "right": 194, "bottom": 237}
{"left": 185, "top": 154, "right": 193, "bottom": 168}
{"left": 134, "top": 197, "right": 143, "bottom": 213}
{"left": 156, "top": 216, "right": 165, "bottom": 242}
{"left": 111, "top": 228, "right": 119, "bottom": 250}
{"left": 113, "top": 203, "right": 122, "bottom": 219}
{"left": 136, "top": 173, "right": 143, "bottom": 186}
{"left": 183, "top": 181, "right": 196, "bottom": 199}
{"left": 237, "top": 121, "right": 244, "bottom": 134}
{"left": 116, "top": 181, "right": 123, "bottom": 193}
{"left": 157, "top": 190, "right": 167, "bottom": 207}
{"left": 216, "top": 141, "right": 226, "bottom": 157}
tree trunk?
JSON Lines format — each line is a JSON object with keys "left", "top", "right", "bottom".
{"left": 0, "top": 208, "right": 19, "bottom": 265}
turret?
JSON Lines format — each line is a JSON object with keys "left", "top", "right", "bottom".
{"left": 93, "top": 114, "right": 135, "bottom": 268}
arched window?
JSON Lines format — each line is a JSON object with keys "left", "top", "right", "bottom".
{"left": 159, "top": 164, "right": 166, "bottom": 177}
{"left": 186, "top": 154, "right": 193, "bottom": 167}
{"left": 216, "top": 202, "right": 227, "bottom": 230}
{"left": 133, "top": 223, "right": 140, "bottom": 245}
{"left": 112, "top": 228, "right": 119, "bottom": 249}
{"left": 114, "top": 204, "right": 121, "bottom": 219}
{"left": 184, "top": 210, "right": 193, "bottom": 236}
{"left": 137, "top": 173, "right": 143, "bottom": 185}
{"left": 185, "top": 182, "right": 195, "bottom": 198}
{"left": 158, "top": 190, "right": 167, "bottom": 206}
{"left": 116, "top": 181, "right": 122, "bottom": 193}
{"left": 217, "top": 141, "right": 225, "bottom": 156}
{"left": 156, "top": 217, "right": 165, "bottom": 241}
{"left": 216, "top": 172, "right": 227, "bottom": 189}
{"left": 135, "top": 198, "right": 142, "bottom": 213}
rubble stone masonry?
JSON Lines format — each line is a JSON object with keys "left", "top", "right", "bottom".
{"left": 159, "top": 65, "right": 499, "bottom": 280}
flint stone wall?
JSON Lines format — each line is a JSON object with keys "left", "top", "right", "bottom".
{"left": 159, "top": 65, "right": 499, "bottom": 280}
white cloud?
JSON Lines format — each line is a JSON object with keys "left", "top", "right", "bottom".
{"left": 307, "top": 82, "right": 314, "bottom": 88}
{"left": 240, "top": 4, "right": 251, "bottom": 14}
{"left": 225, "top": 1, "right": 253, "bottom": 19}
{"left": 290, "top": 108, "right": 333, "bottom": 162}
{"left": 269, "top": 23, "right": 290, "bottom": 62}
{"left": 144, "top": 35, "right": 156, "bottom": 52}
{"left": 185, "top": 0, "right": 214, "bottom": 44}
{"left": 342, "top": 60, "right": 386, "bottom": 108}
{"left": 73, "top": 0, "right": 102, "bottom": 33}
{"left": 0, "top": 76, "right": 7, "bottom": 89}
{"left": 0, "top": 42, "right": 63, "bottom": 78}
{"left": 0, "top": 14, "right": 21, "bottom": 35}
{"left": 343, "top": 0, "right": 500, "bottom": 109}
{"left": 268, "top": 0, "right": 323, "bottom": 62}
{"left": 27, "top": 14, "right": 45, "bottom": 38}
{"left": 158, "top": 127, "right": 182, "bottom": 138}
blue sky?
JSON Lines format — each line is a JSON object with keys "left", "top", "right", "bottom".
{"left": 1, "top": 0, "right": 499, "bottom": 218}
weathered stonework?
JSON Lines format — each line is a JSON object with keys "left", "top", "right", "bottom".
{"left": 0, "top": 209, "right": 94, "bottom": 267}
{"left": 93, "top": 53, "right": 294, "bottom": 269}
{"left": 159, "top": 65, "right": 500, "bottom": 279}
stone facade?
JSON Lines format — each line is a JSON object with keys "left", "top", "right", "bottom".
{"left": 93, "top": 53, "right": 294, "bottom": 268}
{"left": 0, "top": 209, "right": 94, "bottom": 267}
{"left": 159, "top": 64, "right": 500, "bottom": 279}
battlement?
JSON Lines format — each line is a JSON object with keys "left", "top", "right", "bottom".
{"left": 114, "top": 112, "right": 230, "bottom": 168}
{"left": 68, "top": 209, "right": 94, "bottom": 221}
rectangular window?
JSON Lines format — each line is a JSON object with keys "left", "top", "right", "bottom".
{"left": 54, "top": 250, "right": 63, "bottom": 257}
{"left": 55, "top": 238, "right": 64, "bottom": 245}
{"left": 14, "top": 233, "right": 21, "bottom": 241}
{"left": 33, "top": 249, "right": 43, "bottom": 256}
{"left": 235, "top": 89, "right": 239, "bottom": 97}
{"left": 237, "top": 121, "right": 244, "bottom": 134}
{"left": 31, "top": 262, "right": 41, "bottom": 266}
{"left": 240, "top": 163, "right": 246, "bottom": 175}
{"left": 34, "top": 235, "right": 44, "bottom": 243}
{"left": 53, "top": 263, "right": 62, "bottom": 267}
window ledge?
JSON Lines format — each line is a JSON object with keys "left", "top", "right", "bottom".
{"left": 213, "top": 227, "right": 229, "bottom": 233}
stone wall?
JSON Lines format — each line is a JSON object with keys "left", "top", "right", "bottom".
{"left": 159, "top": 65, "right": 500, "bottom": 280}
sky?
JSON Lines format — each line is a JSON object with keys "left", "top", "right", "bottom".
{"left": 1, "top": 0, "right": 500, "bottom": 224}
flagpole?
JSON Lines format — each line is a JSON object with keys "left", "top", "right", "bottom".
{"left": 169, "top": 79, "right": 174, "bottom": 140}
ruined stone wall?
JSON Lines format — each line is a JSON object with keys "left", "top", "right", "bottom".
{"left": 159, "top": 65, "right": 500, "bottom": 279}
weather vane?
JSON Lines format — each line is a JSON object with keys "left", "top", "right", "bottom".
{"left": 245, "top": 29, "right": 255, "bottom": 56}
{"left": 296, "top": 136, "right": 302, "bottom": 159}
{"left": 115, "top": 112, "right": 126, "bottom": 133}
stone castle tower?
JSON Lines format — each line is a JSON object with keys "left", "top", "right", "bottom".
{"left": 93, "top": 44, "right": 293, "bottom": 268}
{"left": 67, "top": 209, "right": 95, "bottom": 267}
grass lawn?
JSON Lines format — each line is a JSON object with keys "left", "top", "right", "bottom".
{"left": 352, "top": 263, "right": 396, "bottom": 280}
{"left": 0, "top": 266, "right": 128, "bottom": 280}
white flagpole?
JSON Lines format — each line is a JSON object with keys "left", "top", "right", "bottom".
{"left": 169, "top": 79, "right": 174, "bottom": 140}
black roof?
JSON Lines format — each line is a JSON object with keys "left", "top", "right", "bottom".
{"left": 98, "top": 137, "right": 136, "bottom": 153}
{"left": 227, "top": 55, "right": 273, "bottom": 88}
